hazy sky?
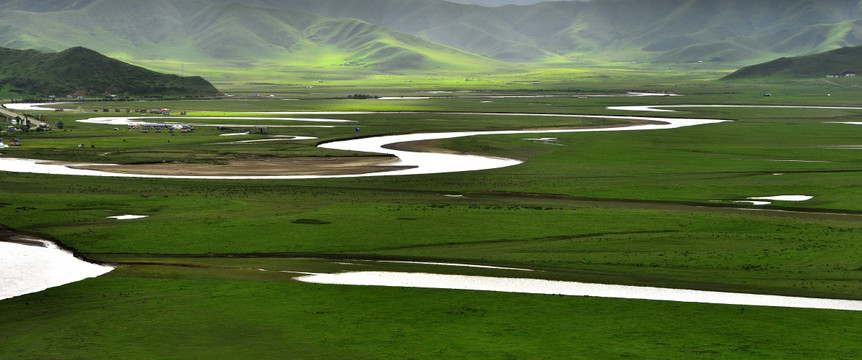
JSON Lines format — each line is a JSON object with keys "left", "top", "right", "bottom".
{"left": 446, "top": 0, "right": 586, "bottom": 6}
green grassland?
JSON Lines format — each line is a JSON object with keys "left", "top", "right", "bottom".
{"left": 3, "top": 267, "right": 861, "bottom": 359}
{"left": 2, "top": 81, "right": 862, "bottom": 358}
{"left": 6, "top": 1, "right": 862, "bottom": 357}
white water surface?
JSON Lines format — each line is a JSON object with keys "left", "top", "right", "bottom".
{"left": 734, "top": 200, "right": 772, "bottom": 206}
{"left": 4, "top": 102, "right": 70, "bottom": 111}
{"left": 0, "top": 240, "right": 113, "bottom": 300}
{"left": 107, "top": 215, "right": 149, "bottom": 220}
{"left": 77, "top": 116, "right": 349, "bottom": 129}
{"left": 376, "top": 260, "right": 533, "bottom": 272}
{"left": 295, "top": 271, "right": 862, "bottom": 312}
{"left": 732, "top": 195, "right": 813, "bottom": 206}
{"left": 213, "top": 135, "right": 318, "bottom": 145}
{"left": 748, "top": 195, "right": 813, "bottom": 202}
{"left": 608, "top": 104, "right": 862, "bottom": 113}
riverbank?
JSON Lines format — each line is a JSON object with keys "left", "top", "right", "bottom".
{"left": 0, "top": 225, "right": 113, "bottom": 301}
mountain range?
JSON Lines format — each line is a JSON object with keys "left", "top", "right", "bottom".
{"left": 2, "top": 0, "right": 862, "bottom": 76}
{"left": 0, "top": 0, "right": 501, "bottom": 76}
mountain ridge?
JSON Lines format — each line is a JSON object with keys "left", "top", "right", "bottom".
{"left": 197, "top": 0, "right": 862, "bottom": 63}
{"left": 0, "top": 0, "right": 502, "bottom": 75}
{"left": 3, "top": 0, "right": 862, "bottom": 76}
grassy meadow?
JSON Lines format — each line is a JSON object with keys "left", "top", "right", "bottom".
{"left": 2, "top": 76, "right": 862, "bottom": 358}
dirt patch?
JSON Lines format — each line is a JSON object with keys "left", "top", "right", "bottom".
{"left": 72, "top": 156, "right": 412, "bottom": 176}
{"left": 291, "top": 219, "right": 331, "bottom": 225}
{"left": 0, "top": 225, "right": 47, "bottom": 247}
{"left": 384, "top": 139, "right": 459, "bottom": 154}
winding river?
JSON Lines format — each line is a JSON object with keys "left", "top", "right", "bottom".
{"left": 0, "top": 104, "right": 727, "bottom": 179}
{"left": 3, "top": 102, "right": 862, "bottom": 311}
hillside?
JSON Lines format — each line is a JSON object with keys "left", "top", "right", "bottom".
{"left": 723, "top": 45, "right": 862, "bottom": 79}
{"left": 3, "top": 0, "right": 862, "bottom": 77}
{"left": 201, "top": 0, "right": 862, "bottom": 64}
{"left": 0, "top": 0, "right": 501, "bottom": 77}
{"left": 0, "top": 46, "right": 219, "bottom": 97}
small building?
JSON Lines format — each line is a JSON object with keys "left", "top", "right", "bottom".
{"left": 829, "top": 71, "right": 857, "bottom": 78}
{"left": 161, "top": 108, "right": 171, "bottom": 115}
{"left": 10, "top": 138, "right": 21, "bottom": 146}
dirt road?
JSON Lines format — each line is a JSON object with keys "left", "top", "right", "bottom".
{"left": 0, "top": 103, "right": 46, "bottom": 127}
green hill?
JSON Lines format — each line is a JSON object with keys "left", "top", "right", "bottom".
{"left": 3, "top": 0, "right": 862, "bottom": 78}
{"left": 200, "top": 0, "right": 562, "bottom": 62}
{"left": 0, "top": 46, "right": 219, "bottom": 97}
{"left": 203, "top": 0, "right": 862, "bottom": 64}
{"left": 722, "top": 44, "right": 862, "bottom": 79}
{"left": 0, "top": 0, "right": 502, "bottom": 79}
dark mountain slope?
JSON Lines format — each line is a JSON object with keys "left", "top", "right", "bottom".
{"left": 0, "top": 46, "right": 218, "bottom": 96}
{"left": 723, "top": 44, "right": 862, "bottom": 79}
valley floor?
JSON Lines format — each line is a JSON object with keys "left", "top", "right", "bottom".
{"left": 2, "top": 89, "right": 862, "bottom": 358}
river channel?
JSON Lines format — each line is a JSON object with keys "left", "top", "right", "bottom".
{"left": 2, "top": 102, "right": 860, "bottom": 311}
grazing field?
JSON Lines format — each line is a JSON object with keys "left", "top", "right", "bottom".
{"left": 2, "top": 82, "right": 862, "bottom": 358}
